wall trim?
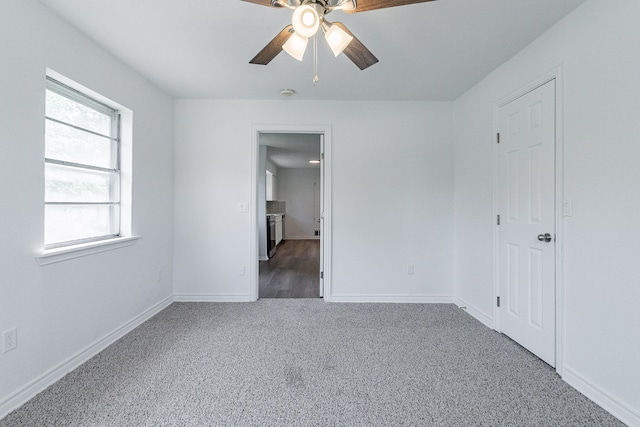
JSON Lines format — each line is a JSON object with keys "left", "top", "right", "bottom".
{"left": 0, "top": 295, "right": 173, "bottom": 420}
{"left": 173, "top": 294, "right": 251, "bottom": 302}
{"left": 562, "top": 366, "right": 639, "bottom": 426}
{"left": 330, "top": 294, "right": 454, "bottom": 304}
{"left": 36, "top": 236, "right": 141, "bottom": 266}
{"left": 454, "top": 296, "right": 494, "bottom": 329}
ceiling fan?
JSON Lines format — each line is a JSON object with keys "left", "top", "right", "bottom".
{"left": 243, "top": 0, "right": 437, "bottom": 70}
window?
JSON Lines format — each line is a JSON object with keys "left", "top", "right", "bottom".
{"left": 44, "top": 77, "right": 121, "bottom": 248}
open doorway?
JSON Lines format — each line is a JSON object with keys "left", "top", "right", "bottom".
{"left": 251, "top": 126, "right": 330, "bottom": 301}
{"left": 260, "top": 239, "right": 320, "bottom": 297}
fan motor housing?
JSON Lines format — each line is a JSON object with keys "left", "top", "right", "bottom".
{"left": 272, "top": 0, "right": 356, "bottom": 13}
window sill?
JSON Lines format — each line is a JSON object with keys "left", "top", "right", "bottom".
{"left": 36, "top": 236, "right": 141, "bottom": 266}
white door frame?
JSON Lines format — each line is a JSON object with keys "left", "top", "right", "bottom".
{"left": 319, "top": 133, "right": 325, "bottom": 298}
{"left": 492, "top": 66, "right": 565, "bottom": 374}
{"left": 250, "top": 124, "right": 332, "bottom": 302}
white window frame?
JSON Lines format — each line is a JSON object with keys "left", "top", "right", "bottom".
{"left": 37, "top": 71, "right": 136, "bottom": 265}
{"left": 44, "top": 76, "right": 123, "bottom": 249}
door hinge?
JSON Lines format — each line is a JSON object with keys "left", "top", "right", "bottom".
{"left": 497, "top": 214, "right": 500, "bottom": 225}
{"left": 497, "top": 296, "right": 501, "bottom": 307}
{"left": 496, "top": 133, "right": 500, "bottom": 144}
{"left": 320, "top": 271, "right": 324, "bottom": 279}
{"left": 321, "top": 152, "right": 324, "bottom": 160}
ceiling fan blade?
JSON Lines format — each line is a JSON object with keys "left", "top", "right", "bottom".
{"left": 333, "top": 22, "right": 379, "bottom": 70}
{"left": 240, "top": 0, "right": 295, "bottom": 7}
{"left": 346, "top": 0, "right": 437, "bottom": 13}
{"left": 240, "top": 0, "right": 276, "bottom": 7}
{"left": 249, "top": 25, "right": 294, "bottom": 65}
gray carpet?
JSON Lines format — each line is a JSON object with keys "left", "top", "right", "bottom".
{"left": 1, "top": 301, "right": 623, "bottom": 426}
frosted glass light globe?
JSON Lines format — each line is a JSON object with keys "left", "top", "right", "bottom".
{"left": 324, "top": 24, "right": 353, "bottom": 56}
{"left": 291, "top": 5, "right": 320, "bottom": 39}
{"left": 282, "top": 32, "right": 309, "bottom": 61}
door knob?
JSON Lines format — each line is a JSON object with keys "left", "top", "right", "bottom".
{"left": 537, "top": 233, "right": 552, "bottom": 242}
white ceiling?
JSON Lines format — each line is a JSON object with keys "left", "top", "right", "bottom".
{"left": 260, "top": 133, "right": 321, "bottom": 169}
{"left": 37, "top": 0, "right": 586, "bottom": 101}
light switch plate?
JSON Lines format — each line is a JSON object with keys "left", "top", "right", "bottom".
{"left": 563, "top": 199, "right": 573, "bottom": 217}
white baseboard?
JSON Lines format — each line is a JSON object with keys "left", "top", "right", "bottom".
{"left": 0, "top": 295, "right": 173, "bottom": 420}
{"left": 562, "top": 366, "right": 639, "bottom": 426}
{"left": 173, "top": 293, "right": 251, "bottom": 302}
{"left": 453, "top": 296, "right": 494, "bottom": 329}
{"left": 329, "top": 294, "right": 454, "bottom": 304}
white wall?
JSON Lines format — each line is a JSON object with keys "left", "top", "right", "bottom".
{"left": 278, "top": 168, "right": 320, "bottom": 239}
{"left": 173, "top": 100, "right": 453, "bottom": 302}
{"left": 453, "top": 0, "right": 640, "bottom": 423}
{"left": 265, "top": 158, "right": 278, "bottom": 176}
{"left": 0, "top": 0, "right": 174, "bottom": 417}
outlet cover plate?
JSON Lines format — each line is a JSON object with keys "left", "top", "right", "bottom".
{"left": 3, "top": 328, "right": 17, "bottom": 353}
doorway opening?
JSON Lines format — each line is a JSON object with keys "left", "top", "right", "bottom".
{"left": 260, "top": 239, "right": 320, "bottom": 298}
{"left": 250, "top": 125, "right": 331, "bottom": 301}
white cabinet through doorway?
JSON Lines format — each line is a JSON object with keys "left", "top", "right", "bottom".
{"left": 266, "top": 170, "right": 278, "bottom": 201}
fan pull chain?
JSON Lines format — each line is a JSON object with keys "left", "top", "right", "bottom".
{"left": 313, "top": 34, "right": 319, "bottom": 85}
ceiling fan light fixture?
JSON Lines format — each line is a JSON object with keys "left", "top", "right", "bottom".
{"left": 291, "top": 4, "right": 321, "bottom": 38}
{"left": 282, "top": 31, "right": 308, "bottom": 61}
{"left": 322, "top": 21, "right": 353, "bottom": 57}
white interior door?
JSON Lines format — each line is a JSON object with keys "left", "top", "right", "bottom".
{"left": 498, "top": 80, "right": 556, "bottom": 366}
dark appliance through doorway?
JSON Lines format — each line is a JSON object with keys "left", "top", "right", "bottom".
{"left": 266, "top": 216, "right": 276, "bottom": 258}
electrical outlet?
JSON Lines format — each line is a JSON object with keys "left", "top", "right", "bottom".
{"left": 239, "top": 265, "right": 245, "bottom": 276}
{"left": 407, "top": 264, "right": 415, "bottom": 275}
{"left": 157, "top": 269, "right": 162, "bottom": 282}
{"left": 3, "top": 328, "right": 17, "bottom": 353}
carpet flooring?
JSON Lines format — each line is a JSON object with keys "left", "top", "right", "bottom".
{"left": 0, "top": 301, "right": 623, "bottom": 426}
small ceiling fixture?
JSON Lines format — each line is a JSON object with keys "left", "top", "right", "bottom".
{"left": 246, "top": 0, "right": 438, "bottom": 72}
{"left": 280, "top": 88, "right": 296, "bottom": 96}
{"left": 309, "top": 159, "right": 320, "bottom": 164}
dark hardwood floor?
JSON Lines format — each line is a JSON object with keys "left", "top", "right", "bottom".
{"left": 259, "top": 239, "right": 320, "bottom": 298}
